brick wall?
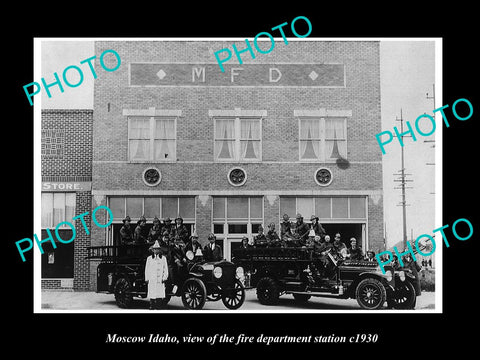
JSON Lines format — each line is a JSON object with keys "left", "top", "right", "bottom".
{"left": 41, "top": 279, "right": 72, "bottom": 291}
{"left": 92, "top": 41, "right": 381, "bottom": 163}
{"left": 92, "top": 40, "right": 383, "bottom": 256}
{"left": 42, "top": 109, "right": 93, "bottom": 179}
{"left": 196, "top": 195, "right": 213, "bottom": 247}
{"left": 73, "top": 191, "right": 92, "bottom": 290}
{"left": 41, "top": 109, "right": 93, "bottom": 291}
{"left": 368, "top": 195, "right": 384, "bottom": 253}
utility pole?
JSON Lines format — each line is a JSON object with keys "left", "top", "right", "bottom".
{"left": 426, "top": 83, "right": 435, "bottom": 108}
{"left": 383, "top": 222, "right": 387, "bottom": 252}
{"left": 393, "top": 109, "right": 413, "bottom": 250}
{"left": 425, "top": 84, "right": 436, "bottom": 151}
{"left": 425, "top": 84, "right": 436, "bottom": 194}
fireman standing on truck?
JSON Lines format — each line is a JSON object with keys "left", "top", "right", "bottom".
{"left": 295, "top": 213, "right": 310, "bottom": 246}
{"left": 280, "top": 214, "right": 292, "bottom": 241}
{"left": 147, "top": 217, "right": 163, "bottom": 244}
{"left": 119, "top": 215, "right": 134, "bottom": 245}
{"left": 317, "top": 235, "right": 335, "bottom": 278}
{"left": 162, "top": 217, "right": 174, "bottom": 241}
{"left": 173, "top": 216, "right": 189, "bottom": 244}
{"left": 134, "top": 215, "right": 148, "bottom": 244}
{"left": 253, "top": 225, "right": 268, "bottom": 247}
{"left": 266, "top": 223, "right": 281, "bottom": 247}
{"left": 310, "top": 215, "right": 326, "bottom": 239}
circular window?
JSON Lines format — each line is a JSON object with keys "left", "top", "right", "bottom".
{"left": 142, "top": 167, "right": 162, "bottom": 186}
{"left": 314, "top": 167, "right": 333, "bottom": 186}
{"left": 227, "top": 167, "right": 247, "bottom": 187}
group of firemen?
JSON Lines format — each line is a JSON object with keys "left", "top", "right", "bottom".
{"left": 239, "top": 213, "right": 377, "bottom": 262}
{"left": 121, "top": 213, "right": 422, "bottom": 304}
{"left": 119, "top": 213, "right": 380, "bottom": 264}
{"left": 120, "top": 215, "right": 224, "bottom": 308}
{"left": 119, "top": 214, "right": 223, "bottom": 268}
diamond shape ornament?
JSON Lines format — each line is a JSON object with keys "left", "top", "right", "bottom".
{"left": 309, "top": 70, "right": 318, "bottom": 81}
{"left": 156, "top": 69, "right": 166, "bottom": 80}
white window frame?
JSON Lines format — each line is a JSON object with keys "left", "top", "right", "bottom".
{"left": 210, "top": 109, "right": 266, "bottom": 163}
{"left": 212, "top": 196, "right": 264, "bottom": 236}
{"left": 127, "top": 117, "right": 151, "bottom": 162}
{"left": 295, "top": 109, "right": 351, "bottom": 163}
{"left": 41, "top": 192, "right": 76, "bottom": 229}
{"left": 127, "top": 116, "right": 177, "bottom": 162}
{"left": 212, "top": 196, "right": 264, "bottom": 261}
{"left": 108, "top": 196, "right": 196, "bottom": 222}
{"left": 279, "top": 195, "right": 368, "bottom": 250}
{"left": 124, "top": 108, "right": 181, "bottom": 163}
{"left": 279, "top": 196, "right": 367, "bottom": 222}
{"left": 107, "top": 196, "right": 197, "bottom": 245}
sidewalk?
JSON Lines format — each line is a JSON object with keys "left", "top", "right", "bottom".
{"left": 40, "top": 289, "right": 436, "bottom": 311}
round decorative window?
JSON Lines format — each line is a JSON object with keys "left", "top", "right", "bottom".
{"left": 142, "top": 167, "right": 162, "bottom": 186}
{"left": 314, "top": 167, "right": 333, "bottom": 186}
{"left": 227, "top": 167, "right": 247, "bottom": 187}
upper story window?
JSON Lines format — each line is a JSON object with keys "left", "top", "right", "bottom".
{"left": 299, "top": 117, "right": 347, "bottom": 161}
{"left": 295, "top": 109, "right": 351, "bottom": 162}
{"left": 128, "top": 116, "right": 176, "bottom": 161}
{"left": 210, "top": 109, "right": 266, "bottom": 162}
{"left": 214, "top": 117, "right": 262, "bottom": 161}
{"left": 124, "top": 108, "right": 181, "bottom": 162}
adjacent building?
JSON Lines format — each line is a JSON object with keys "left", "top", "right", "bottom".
{"left": 41, "top": 109, "right": 93, "bottom": 290}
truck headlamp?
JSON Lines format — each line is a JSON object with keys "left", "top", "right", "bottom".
{"left": 385, "top": 270, "right": 393, "bottom": 282}
{"left": 399, "top": 270, "right": 406, "bottom": 282}
{"left": 213, "top": 266, "right": 223, "bottom": 279}
{"left": 185, "top": 250, "right": 194, "bottom": 261}
{"left": 236, "top": 266, "right": 245, "bottom": 279}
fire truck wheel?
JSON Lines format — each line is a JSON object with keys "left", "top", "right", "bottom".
{"left": 221, "top": 280, "right": 245, "bottom": 310}
{"left": 256, "top": 277, "right": 280, "bottom": 305}
{"left": 114, "top": 278, "right": 133, "bottom": 308}
{"left": 391, "top": 281, "right": 417, "bottom": 309}
{"left": 181, "top": 278, "right": 207, "bottom": 310}
{"left": 355, "top": 278, "right": 386, "bottom": 310}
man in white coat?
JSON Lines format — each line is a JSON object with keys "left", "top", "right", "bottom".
{"left": 145, "top": 240, "right": 169, "bottom": 310}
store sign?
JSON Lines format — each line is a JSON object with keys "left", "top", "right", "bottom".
{"left": 42, "top": 182, "right": 91, "bottom": 191}
{"left": 129, "top": 63, "right": 345, "bottom": 87}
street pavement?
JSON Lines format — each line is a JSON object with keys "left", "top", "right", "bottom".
{"left": 40, "top": 288, "right": 436, "bottom": 311}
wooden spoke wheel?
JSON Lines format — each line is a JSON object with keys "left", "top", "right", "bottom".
{"left": 355, "top": 278, "right": 386, "bottom": 310}
{"left": 221, "top": 280, "right": 246, "bottom": 310}
{"left": 114, "top": 278, "right": 133, "bottom": 309}
{"left": 181, "top": 278, "right": 207, "bottom": 310}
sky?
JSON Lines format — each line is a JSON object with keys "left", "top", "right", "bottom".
{"left": 38, "top": 38, "right": 438, "bottom": 250}
{"left": 379, "top": 41, "right": 437, "bottom": 249}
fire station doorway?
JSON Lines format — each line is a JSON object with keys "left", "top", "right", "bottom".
{"left": 212, "top": 196, "right": 264, "bottom": 261}
{"left": 280, "top": 196, "right": 369, "bottom": 253}
{"left": 320, "top": 223, "right": 366, "bottom": 252}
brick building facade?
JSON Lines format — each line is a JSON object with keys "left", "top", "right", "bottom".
{"left": 41, "top": 109, "right": 93, "bottom": 290}
{"left": 89, "top": 40, "right": 384, "bottom": 291}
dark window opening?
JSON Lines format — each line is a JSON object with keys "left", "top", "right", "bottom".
{"left": 41, "top": 229, "right": 74, "bottom": 278}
